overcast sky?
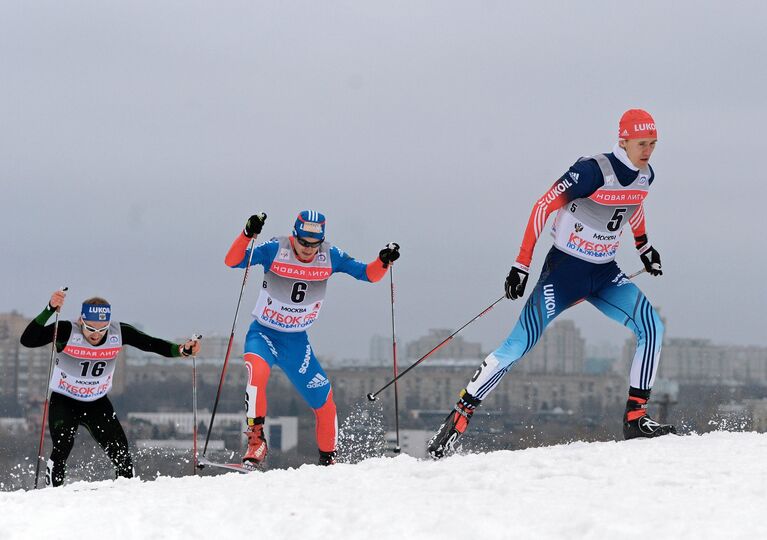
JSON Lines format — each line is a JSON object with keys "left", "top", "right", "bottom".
{"left": 2, "top": 1, "right": 766, "bottom": 362}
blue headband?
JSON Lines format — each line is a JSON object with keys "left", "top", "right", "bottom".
{"left": 82, "top": 303, "right": 111, "bottom": 322}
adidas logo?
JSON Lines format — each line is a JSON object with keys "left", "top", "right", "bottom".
{"left": 307, "top": 373, "right": 330, "bottom": 389}
{"left": 568, "top": 171, "right": 579, "bottom": 183}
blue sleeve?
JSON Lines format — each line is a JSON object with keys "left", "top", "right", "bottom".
{"left": 559, "top": 158, "right": 605, "bottom": 201}
{"left": 329, "top": 246, "right": 371, "bottom": 282}
{"left": 231, "top": 239, "right": 280, "bottom": 269}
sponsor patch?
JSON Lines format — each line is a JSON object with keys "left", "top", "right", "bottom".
{"left": 301, "top": 222, "right": 323, "bottom": 234}
{"left": 307, "top": 373, "right": 329, "bottom": 389}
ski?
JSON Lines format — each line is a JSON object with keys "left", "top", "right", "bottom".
{"left": 196, "top": 456, "right": 262, "bottom": 474}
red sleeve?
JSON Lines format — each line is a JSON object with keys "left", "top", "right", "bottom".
{"left": 515, "top": 183, "right": 570, "bottom": 268}
{"left": 225, "top": 233, "right": 251, "bottom": 267}
{"left": 365, "top": 259, "right": 388, "bottom": 283}
{"left": 629, "top": 203, "right": 648, "bottom": 248}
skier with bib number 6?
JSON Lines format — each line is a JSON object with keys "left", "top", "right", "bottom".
{"left": 225, "top": 210, "right": 399, "bottom": 466}
{"left": 428, "top": 109, "right": 675, "bottom": 459}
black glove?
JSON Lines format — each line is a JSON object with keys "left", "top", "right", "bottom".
{"left": 640, "top": 245, "right": 663, "bottom": 276}
{"left": 243, "top": 213, "right": 267, "bottom": 238}
{"left": 379, "top": 242, "right": 400, "bottom": 267}
{"left": 504, "top": 265, "right": 529, "bottom": 300}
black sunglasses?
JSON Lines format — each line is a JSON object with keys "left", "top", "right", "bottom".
{"left": 295, "top": 236, "right": 323, "bottom": 248}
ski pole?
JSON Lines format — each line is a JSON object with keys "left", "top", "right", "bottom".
{"left": 202, "top": 237, "right": 257, "bottom": 458}
{"left": 368, "top": 295, "right": 506, "bottom": 402}
{"left": 34, "top": 286, "right": 67, "bottom": 489}
{"left": 389, "top": 263, "right": 401, "bottom": 453}
{"left": 189, "top": 334, "right": 202, "bottom": 474}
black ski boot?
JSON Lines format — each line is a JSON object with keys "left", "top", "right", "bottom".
{"left": 623, "top": 394, "right": 676, "bottom": 439}
{"left": 427, "top": 390, "right": 481, "bottom": 459}
{"left": 318, "top": 450, "right": 337, "bottom": 466}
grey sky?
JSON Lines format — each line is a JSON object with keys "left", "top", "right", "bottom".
{"left": 2, "top": 1, "right": 766, "bottom": 361}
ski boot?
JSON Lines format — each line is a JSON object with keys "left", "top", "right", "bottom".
{"left": 243, "top": 417, "right": 268, "bottom": 465}
{"left": 318, "top": 450, "right": 337, "bottom": 466}
{"left": 623, "top": 395, "right": 676, "bottom": 439}
{"left": 427, "top": 389, "right": 481, "bottom": 459}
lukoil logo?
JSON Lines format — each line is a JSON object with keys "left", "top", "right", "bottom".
{"left": 543, "top": 284, "right": 556, "bottom": 318}
{"left": 541, "top": 178, "right": 573, "bottom": 205}
{"left": 633, "top": 122, "right": 655, "bottom": 132}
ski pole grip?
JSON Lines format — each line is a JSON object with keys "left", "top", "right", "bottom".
{"left": 192, "top": 333, "right": 203, "bottom": 341}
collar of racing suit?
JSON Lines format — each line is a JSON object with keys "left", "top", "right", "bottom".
{"left": 612, "top": 142, "right": 639, "bottom": 172}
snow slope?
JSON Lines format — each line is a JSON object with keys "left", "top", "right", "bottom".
{"left": 1, "top": 432, "right": 765, "bottom": 540}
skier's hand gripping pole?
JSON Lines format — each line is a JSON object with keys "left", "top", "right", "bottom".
{"left": 367, "top": 295, "right": 505, "bottom": 402}
{"left": 181, "top": 333, "right": 202, "bottom": 357}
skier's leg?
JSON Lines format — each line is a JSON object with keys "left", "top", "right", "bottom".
{"left": 314, "top": 390, "right": 338, "bottom": 465}
{"left": 83, "top": 397, "right": 134, "bottom": 479}
{"left": 429, "top": 250, "right": 587, "bottom": 458}
{"left": 46, "top": 393, "right": 80, "bottom": 487}
{"left": 241, "top": 324, "right": 278, "bottom": 464}
{"left": 587, "top": 266, "right": 675, "bottom": 438}
{"left": 587, "top": 270, "right": 664, "bottom": 391}
{"left": 244, "top": 353, "right": 271, "bottom": 420}
{"left": 276, "top": 332, "right": 337, "bottom": 464}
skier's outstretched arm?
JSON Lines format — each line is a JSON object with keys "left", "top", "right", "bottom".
{"left": 120, "top": 324, "right": 200, "bottom": 357}
{"left": 330, "top": 243, "right": 400, "bottom": 283}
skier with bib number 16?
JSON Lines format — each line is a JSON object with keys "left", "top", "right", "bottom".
{"left": 428, "top": 109, "right": 676, "bottom": 459}
{"left": 225, "top": 210, "right": 399, "bottom": 467}
{"left": 20, "top": 290, "right": 201, "bottom": 486}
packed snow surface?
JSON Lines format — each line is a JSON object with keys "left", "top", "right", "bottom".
{"left": 1, "top": 432, "right": 765, "bottom": 539}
